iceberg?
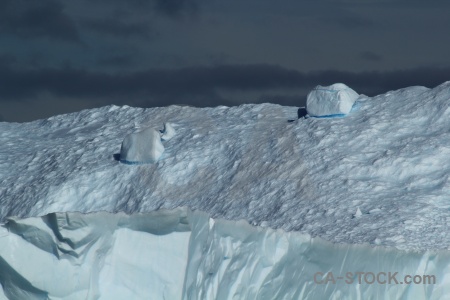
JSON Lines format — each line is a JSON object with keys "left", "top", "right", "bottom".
{"left": 1, "top": 81, "right": 450, "bottom": 299}
{"left": 306, "top": 83, "right": 359, "bottom": 117}
{"left": 0, "top": 208, "right": 448, "bottom": 300}
{"left": 119, "top": 127, "right": 165, "bottom": 164}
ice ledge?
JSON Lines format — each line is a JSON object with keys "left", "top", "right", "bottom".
{"left": 1, "top": 208, "right": 449, "bottom": 299}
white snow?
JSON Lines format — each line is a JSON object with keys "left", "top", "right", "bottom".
{"left": 0, "top": 208, "right": 449, "bottom": 300}
{"left": 1, "top": 81, "right": 450, "bottom": 298}
{"left": 306, "top": 83, "right": 359, "bottom": 116}
{"left": 119, "top": 127, "right": 164, "bottom": 164}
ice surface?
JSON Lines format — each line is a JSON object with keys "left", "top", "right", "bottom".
{"left": 306, "top": 83, "right": 359, "bottom": 116}
{"left": 0, "top": 82, "right": 450, "bottom": 253}
{"left": 161, "top": 122, "right": 176, "bottom": 141}
{"left": 0, "top": 209, "right": 449, "bottom": 300}
{"left": 119, "top": 127, "right": 164, "bottom": 164}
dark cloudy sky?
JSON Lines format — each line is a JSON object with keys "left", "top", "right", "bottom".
{"left": 2, "top": 0, "right": 450, "bottom": 122}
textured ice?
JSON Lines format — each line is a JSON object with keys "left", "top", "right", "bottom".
{"left": 161, "top": 122, "right": 176, "bottom": 141}
{"left": 1, "top": 208, "right": 449, "bottom": 300}
{"left": 306, "top": 83, "right": 359, "bottom": 116}
{"left": 1, "top": 82, "right": 450, "bottom": 254}
{"left": 119, "top": 127, "right": 164, "bottom": 164}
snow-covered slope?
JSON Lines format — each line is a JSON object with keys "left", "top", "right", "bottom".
{"left": 1, "top": 82, "right": 450, "bottom": 252}
{"left": 1, "top": 208, "right": 449, "bottom": 300}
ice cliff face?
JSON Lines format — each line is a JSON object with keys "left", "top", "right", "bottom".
{"left": 1, "top": 208, "right": 449, "bottom": 300}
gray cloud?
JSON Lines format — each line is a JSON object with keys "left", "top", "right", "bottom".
{"left": 96, "top": 55, "right": 135, "bottom": 67}
{"left": 331, "top": 14, "right": 375, "bottom": 29}
{"left": 0, "top": 0, "right": 200, "bottom": 44}
{"left": 360, "top": 51, "right": 382, "bottom": 62}
{"left": 88, "top": 0, "right": 201, "bottom": 17}
{"left": 1, "top": 63, "right": 450, "bottom": 106}
{"left": 0, "top": 0, "right": 80, "bottom": 42}
{"left": 0, "top": 53, "right": 18, "bottom": 67}
{"left": 0, "top": 64, "right": 305, "bottom": 101}
{"left": 154, "top": 0, "right": 200, "bottom": 17}
{"left": 83, "top": 17, "right": 151, "bottom": 39}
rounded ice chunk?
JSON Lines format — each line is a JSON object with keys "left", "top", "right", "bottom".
{"left": 120, "top": 127, "right": 164, "bottom": 164}
{"left": 161, "top": 122, "right": 176, "bottom": 141}
{"left": 306, "top": 83, "right": 359, "bottom": 117}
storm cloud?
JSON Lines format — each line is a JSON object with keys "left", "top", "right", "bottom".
{"left": 2, "top": 63, "right": 449, "bottom": 105}
{"left": 0, "top": 0, "right": 80, "bottom": 42}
